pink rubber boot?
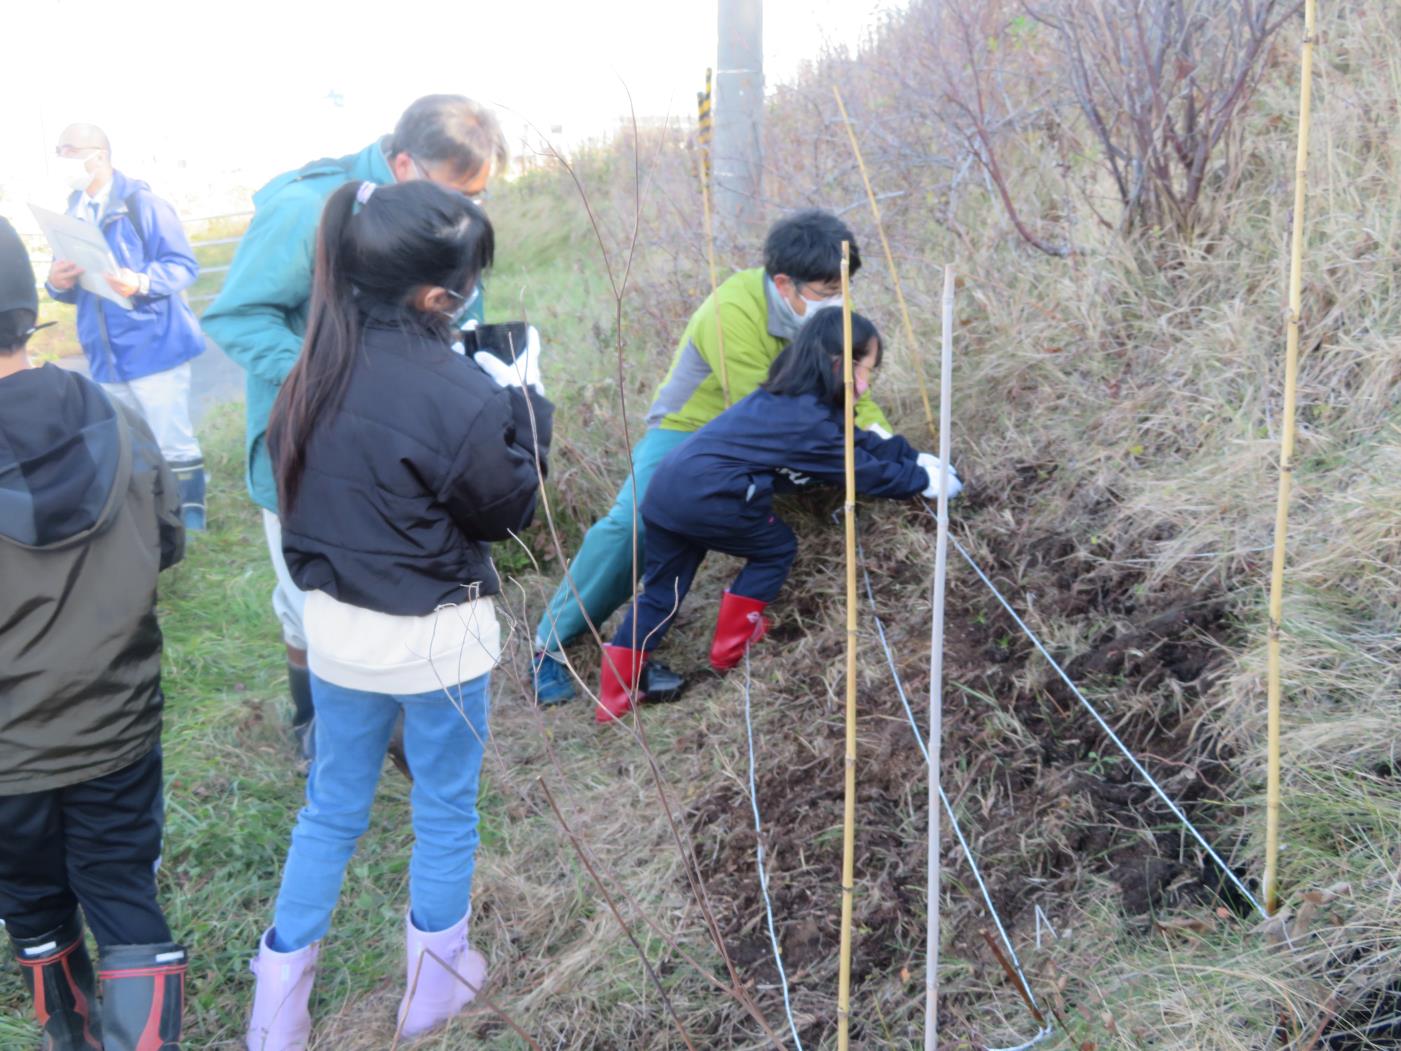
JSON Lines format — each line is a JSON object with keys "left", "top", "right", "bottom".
{"left": 396, "top": 911, "right": 487, "bottom": 1039}
{"left": 246, "top": 929, "right": 319, "bottom": 1051}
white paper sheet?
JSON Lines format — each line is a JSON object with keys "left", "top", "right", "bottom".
{"left": 28, "top": 203, "right": 133, "bottom": 309}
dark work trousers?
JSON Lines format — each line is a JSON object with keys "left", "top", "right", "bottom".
{"left": 612, "top": 512, "right": 799, "bottom": 652}
{"left": 0, "top": 747, "right": 171, "bottom": 948}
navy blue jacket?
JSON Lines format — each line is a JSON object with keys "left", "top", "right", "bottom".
{"left": 47, "top": 170, "right": 205, "bottom": 383}
{"left": 644, "top": 388, "right": 928, "bottom": 535}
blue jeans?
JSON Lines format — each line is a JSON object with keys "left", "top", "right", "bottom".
{"left": 534, "top": 426, "right": 694, "bottom": 653}
{"left": 270, "top": 673, "right": 490, "bottom": 952}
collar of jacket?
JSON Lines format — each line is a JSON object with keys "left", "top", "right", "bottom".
{"left": 764, "top": 273, "right": 799, "bottom": 343}
{"left": 358, "top": 298, "right": 450, "bottom": 340}
{"left": 65, "top": 169, "right": 145, "bottom": 226}
{"left": 257, "top": 139, "right": 396, "bottom": 208}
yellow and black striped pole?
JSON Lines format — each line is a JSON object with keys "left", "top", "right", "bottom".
{"left": 697, "top": 68, "right": 713, "bottom": 182}
{"left": 696, "top": 67, "right": 730, "bottom": 404}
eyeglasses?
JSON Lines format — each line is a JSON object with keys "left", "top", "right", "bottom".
{"left": 795, "top": 280, "right": 844, "bottom": 301}
{"left": 55, "top": 145, "right": 103, "bottom": 159}
{"left": 409, "top": 154, "right": 489, "bottom": 207}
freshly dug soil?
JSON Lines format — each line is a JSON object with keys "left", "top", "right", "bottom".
{"left": 688, "top": 463, "right": 1254, "bottom": 1045}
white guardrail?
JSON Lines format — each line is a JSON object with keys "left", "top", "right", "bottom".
{"left": 29, "top": 209, "right": 252, "bottom": 307}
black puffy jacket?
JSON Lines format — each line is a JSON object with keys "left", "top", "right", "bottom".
{"left": 275, "top": 305, "right": 553, "bottom": 616}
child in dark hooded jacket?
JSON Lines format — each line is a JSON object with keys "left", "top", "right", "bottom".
{"left": 594, "top": 309, "right": 960, "bottom": 722}
{"left": 0, "top": 217, "right": 188, "bottom": 1048}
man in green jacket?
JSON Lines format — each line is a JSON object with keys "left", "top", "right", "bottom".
{"left": 533, "top": 209, "right": 895, "bottom": 704}
{"left": 203, "top": 95, "right": 507, "bottom": 760}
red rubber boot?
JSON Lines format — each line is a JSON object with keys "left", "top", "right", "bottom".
{"left": 709, "top": 591, "right": 770, "bottom": 671}
{"left": 595, "top": 645, "right": 646, "bottom": 724}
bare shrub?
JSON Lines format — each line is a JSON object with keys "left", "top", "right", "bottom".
{"left": 1027, "top": 0, "right": 1302, "bottom": 238}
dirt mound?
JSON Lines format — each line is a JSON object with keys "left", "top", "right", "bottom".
{"left": 688, "top": 464, "right": 1253, "bottom": 1043}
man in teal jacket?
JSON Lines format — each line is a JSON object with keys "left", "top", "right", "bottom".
{"left": 203, "top": 95, "right": 506, "bottom": 760}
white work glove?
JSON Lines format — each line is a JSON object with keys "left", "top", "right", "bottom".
{"left": 867, "top": 423, "right": 894, "bottom": 441}
{"left": 917, "top": 451, "right": 964, "bottom": 500}
{"left": 473, "top": 325, "right": 544, "bottom": 395}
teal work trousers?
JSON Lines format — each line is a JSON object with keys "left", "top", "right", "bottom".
{"left": 534, "top": 426, "right": 693, "bottom": 653}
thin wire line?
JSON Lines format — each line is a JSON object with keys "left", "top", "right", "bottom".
{"left": 743, "top": 647, "right": 805, "bottom": 1050}
{"left": 858, "top": 544, "right": 1048, "bottom": 1039}
{"left": 922, "top": 503, "right": 1266, "bottom": 918}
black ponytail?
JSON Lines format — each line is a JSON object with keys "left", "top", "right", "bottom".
{"left": 761, "top": 308, "right": 881, "bottom": 406}
{"left": 270, "top": 180, "right": 494, "bottom": 512}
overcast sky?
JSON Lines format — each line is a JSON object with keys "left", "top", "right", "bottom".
{"left": 2, "top": 0, "right": 902, "bottom": 230}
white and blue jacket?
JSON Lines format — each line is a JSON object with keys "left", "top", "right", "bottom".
{"left": 46, "top": 169, "right": 205, "bottom": 384}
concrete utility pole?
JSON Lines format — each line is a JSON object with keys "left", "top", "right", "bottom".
{"left": 714, "top": 0, "right": 764, "bottom": 234}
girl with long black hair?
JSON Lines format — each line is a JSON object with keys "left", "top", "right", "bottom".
{"left": 595, "top": 308, "right": 959, "bottom": 722}
{"left": 246, "top": 178, "right": 552, "bottom": 1048}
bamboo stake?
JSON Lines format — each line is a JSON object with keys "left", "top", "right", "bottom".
{"left": 833, "top": 85, "right": 937, "bottom": 445}
{"left": 1264, "top": 0, "right": 1317, "bottom": 917}
{"left": 925, "top": 265, "right": 954, "bottom": 1051}
{"left": 696, "top": 135, "right": 732, "bottom": 405}
{"left": 836, "top": 242, "right": 859, "bottom": 1050}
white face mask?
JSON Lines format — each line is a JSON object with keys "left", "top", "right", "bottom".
{"left": 776, "top": 286, "right": 843, "bottom": 330}
{"left": 801, "top": 293, "right": 843, "bottom": 320}
{"left": 56, "top": 155, "right": 94, "bottom": 193}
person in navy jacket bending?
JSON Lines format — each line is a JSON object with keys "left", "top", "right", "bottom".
{"left": 595, "top": 309, "right": 962, "bottom": 723}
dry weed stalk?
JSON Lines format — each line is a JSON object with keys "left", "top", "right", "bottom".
{"left": 831, "top": 84, "right": 937, "bottom": 445}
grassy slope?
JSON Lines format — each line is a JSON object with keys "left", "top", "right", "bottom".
{"left": 4, "top": 8, "right": 1398, "bottom": 1047}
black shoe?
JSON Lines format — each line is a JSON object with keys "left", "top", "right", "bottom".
{"left": 98, "top": 943, "right": 186, "bottom": 1050}
{"left": 640, "top": 659, "right": 686, "bottom": 702}
{"left": 9, "top": 912, "right": 102, "bottom": 1049}
{"left": 287, "top": 660, "right": 315, "bottom": 764}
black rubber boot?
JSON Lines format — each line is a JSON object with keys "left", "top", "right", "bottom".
{"left": 97, "top": 943, "right": 186, "bottom": 1050}
{"left": 9, "top": 911, "right": 103, "bottom": 1049}
{"left": 640, "top": 659, "right": 686, "bottom": 702}
{"left": 170, "top": 460, "right": 206, "bottom": 532}
{"left": 287, "top": 656, "right": 315, "bottom": 765}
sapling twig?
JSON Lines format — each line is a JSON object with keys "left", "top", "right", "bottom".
{"left": 539, "top": 777, "right": 700, "bottom": 1051}
{"left": 978, "top": 928, "right": 1045, "bottom": 1029}
{"left": 391, "top": 944, "right": 541, "bottom": 1051}
{"left": 498, "top": 104, "right": 783, "bottom": 1039}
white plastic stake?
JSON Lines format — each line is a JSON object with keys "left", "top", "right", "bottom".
{"left": 925, "top": 265, "right": 954, "bottom": 1050}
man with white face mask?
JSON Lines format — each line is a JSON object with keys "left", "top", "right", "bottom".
{"left": 532, "top": 209, "right": 903, "bottom": 707}
{"left": 45, "top": 123, "right": 208, "bottom": 532}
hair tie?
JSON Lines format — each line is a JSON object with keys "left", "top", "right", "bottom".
{"left": 355, "top": 181, "right": 376, "bottom": 206}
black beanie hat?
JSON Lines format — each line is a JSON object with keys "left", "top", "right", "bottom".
{"left": 0, "top": 217, "right": 40, "bottom": 348}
